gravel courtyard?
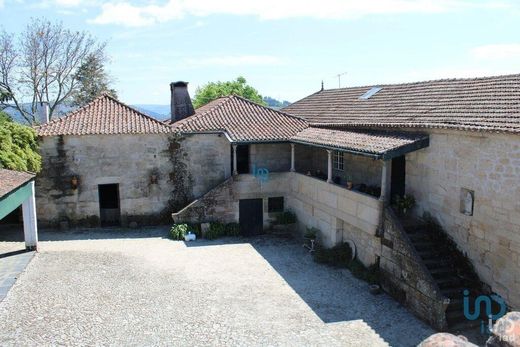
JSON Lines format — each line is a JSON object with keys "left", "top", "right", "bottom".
{"left": 0, "top": 228, "right": 434, "bottom": 346}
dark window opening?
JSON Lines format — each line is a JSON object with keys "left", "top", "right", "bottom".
{"left": 236, "top": 145, "right": 249, "bottom": 174}
{"left": 268, "top": 197, "right": 284, "bottom": 213}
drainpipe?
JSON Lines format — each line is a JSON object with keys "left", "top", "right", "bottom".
{"left": 327, "top": 150, "right": 332, "bottom": 183}
{"left": 232, "top": 144, "right": 238, "bottom": 176}
{"left": 290, "top": 143, "right": 295, "bottom": 172}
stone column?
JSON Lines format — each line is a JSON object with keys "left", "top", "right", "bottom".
{"left": 232, "top": 144, "right": 238, "bottom": 175}
{"left": 327, "top": 149, "right": 333, "bottom": 183}
{"left": 22, "top": 181, "right": 38, "bottom": 251}
{"left": 380, "top": 160, "right": 390, "bottom": 204}
{"left": 290, "top": 143, "right": 295, "bottom": 172}
{"left": 377, "top": 160, "right": 391, "bottom": 236}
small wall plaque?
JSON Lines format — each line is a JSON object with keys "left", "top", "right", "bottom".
{"left": 460, "top": 188, "right": 474, "bottom": 216}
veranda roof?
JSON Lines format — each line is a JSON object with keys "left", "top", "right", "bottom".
{"left": 290, "top": 127, "right": 429, "bottom": 159}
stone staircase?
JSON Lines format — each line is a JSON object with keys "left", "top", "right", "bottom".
{"left": 401, "top": 218, "right": 485, "bottom": 332}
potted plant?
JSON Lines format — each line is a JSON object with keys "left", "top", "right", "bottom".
{"left": 346, "top": 175, "right": 353, "bottom": 190}
{"left": 394, "top": 194, "right": 416, "bottom": 216}
{"left": 303, "top": 227, "right": 319, "bottom": 252}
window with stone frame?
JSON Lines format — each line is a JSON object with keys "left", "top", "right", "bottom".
{"left": 333, "top": 151, "right": 344, "bottom": 171}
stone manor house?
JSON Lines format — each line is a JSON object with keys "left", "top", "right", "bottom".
{"left": 34, "top": 75, "right": 520, "bottom": 330}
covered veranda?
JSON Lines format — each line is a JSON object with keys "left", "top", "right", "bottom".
{"left": 230, "top": 127, "right": 430, "bottom": 206}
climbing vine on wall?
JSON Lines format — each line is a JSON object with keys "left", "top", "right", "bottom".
{"left": 165, "top": 135, "right": 194, "bottom": 214}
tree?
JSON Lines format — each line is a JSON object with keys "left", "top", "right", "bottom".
{"left": 192, "top": 76, "right": 266, "bottom": 109}
{"left": 71, "top": 53, "right": 117, "bottom": 107}
{"left": 0, "top": 111, "right": 41, "bottom": 173}
{"left": 0, "top": 18, "right": 107, "bottom": 123}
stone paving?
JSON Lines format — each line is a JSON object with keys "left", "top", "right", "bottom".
{"left": 0, "top": 228, "right": 435, "bottom": 346}
{"left": 0, "top": 240, "right": 34, "bottom": 302}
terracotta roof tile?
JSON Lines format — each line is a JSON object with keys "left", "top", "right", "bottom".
{"left": 36, "top": 94, "right": 171, "bottom": 136}
{"left": 171, "top": 95, "right": 308, "bottom": 142}
{"left": 283, "top": 74, "right": 520, "bottom": 134}
{"left": 291, "top": 127, "right": 428, "bottom": 158}
{"left": 0, "top": 169, "right": 35, "bottom": 198}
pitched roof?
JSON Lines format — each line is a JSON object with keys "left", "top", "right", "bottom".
{"left": 0, "top": 169, "right": 35, "bottom": 198}
{"left": 291, "top": 127, "right": 429, "bottom": 159}
{"left": 172, "top": 95, "right": 308, "bottom": 142}
{"left": 36, "top": 94, "right": 171, "bottom": 136}
{"left": 283, "top": 74, "right": 520, "bottom": 134}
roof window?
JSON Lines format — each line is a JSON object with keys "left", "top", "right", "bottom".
{"left": 359, "top": 87, "right": 382, "bottom": 100}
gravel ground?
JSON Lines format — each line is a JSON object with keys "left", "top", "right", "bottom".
{"left": 0, "top": 228, "right": 434, "bottom": 346}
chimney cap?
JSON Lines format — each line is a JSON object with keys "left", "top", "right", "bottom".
{"left": 170, "top": 81, "right": 189, "bottom": 88}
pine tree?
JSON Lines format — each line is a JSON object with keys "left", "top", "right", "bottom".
{"left": 72, "top": 53, "right": 117, "bottom": 107}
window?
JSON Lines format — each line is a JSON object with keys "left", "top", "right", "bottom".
{"left": 268, "top": 197, "right": 284, "bottom": 213}
{"left": 333, "top": 151, "right": 344, "bottom": 171}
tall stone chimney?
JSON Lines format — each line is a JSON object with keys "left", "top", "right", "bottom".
{"left": 170, "top": 81, "right": 195, "bottom": 123}
{"left": 37, "top": 102, "right": 49, "bottom": 124}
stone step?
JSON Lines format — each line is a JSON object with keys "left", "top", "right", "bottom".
{"left": 423, "top": 258, "right": 452, "bottom": 269}
{"left": 411, "top": 240, "right": 436, "bottom": 251}
{"left": 430, "top": 266, "right": 457, "bottom": 277}
{"left": 407, "top": 232, "right": 430, "bottom": 242}
{"left": 436, "top": 276, "right": 464, "bottom": 289}
{"left": 441, "top": 287, "right": 465, "bottom": 299}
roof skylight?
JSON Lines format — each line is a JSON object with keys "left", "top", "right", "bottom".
{"left": 359, "top": 87, "right": 382, "bottom": 100}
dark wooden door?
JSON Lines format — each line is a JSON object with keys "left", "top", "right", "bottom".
{"left": 390, "top": 155, "right": 406, "bottom": 201}
{"left": 98, "top": 184, "right": 121, "bottom": 226}
{"left": 236, "top": 145, "right": 249, "bottom": 174}
{"left": 239, "top": 199, "right": 263, "bottom": 236}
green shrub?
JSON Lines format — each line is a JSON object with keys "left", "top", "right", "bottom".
{"left": 205, "top": 222, "right": 226, "bottom": 240}
{"left": 349, "top": 260, "right": 380, "bottom": 285}
{"left": 276, "top": 211, "right": 296, "bottom": 224}
{"left": 313, "top": 243, "right": 352, "bottom": 268}
{"left": 187, "top": 223, "right": 202, "bottom": 238}
{"left": 312, "top": 242, "right": 380, "bottom": 284}
{"left": 0, "top": 112, "right": 41, "bottom": 172}
{"left": 170, "top": 223, "right": 188, "bottom": 240}
{"left": 304, "top": 227, "right": 319, "bottom": 239}
{"left": 225, "top": 222, "right": 240, "bottom": 237}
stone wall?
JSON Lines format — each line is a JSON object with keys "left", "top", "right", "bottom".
{"left": 181, "top": 133, "right": 231, "bottom": 198}
{"left": 287, "top": 173, "right": 382, "bottom": 265}
{"left": 172, "top": 171, "right": 382, "bottom": 267}
{"left": 405, "top": 129, "right": 520, "bottom": 309}
{"left": 380, "top": 208, "right": 448, "bottom": 330}
{"left": 36, "top": 134, "right": 174, "bottom": 227}
{"left": 250, "top": 143, "right": 291, "bottom": 172}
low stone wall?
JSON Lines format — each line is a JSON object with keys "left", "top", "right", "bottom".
{"left": 287, "top": 173, "right": 382, "bottom": 266}
{"left": 172, "top": 172, "right": 382, "bottom": 267}
{"left": 380, "top": 208, "right": 448, "bottom": 330}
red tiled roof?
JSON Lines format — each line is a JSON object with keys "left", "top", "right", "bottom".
{"left": 171, "top": 95, "right": 308, "bottom": 142}
{"left": 0, "top": 169, "right": 35, "bottom": 198}
{"left": 283, "top": 74, "right": 520, "bottom": 134}
{"left": 36, "top": 94, "right": 171, "bottom": 136}
{"left": 291, "top": 127, "right": 428, "bottom": 158}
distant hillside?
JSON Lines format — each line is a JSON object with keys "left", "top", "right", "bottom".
{"left": 2, "top": 99, "right": 291, "bottom": 124}
{"left": 132, "top": 104, "right": 170, "bottom": 120}
{"left": 263, "top": 96, "right": 291, "bottom": 109}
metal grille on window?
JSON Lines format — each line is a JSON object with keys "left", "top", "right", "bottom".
{"left": 333, "top": 151, "right": 344, "bottom": 171}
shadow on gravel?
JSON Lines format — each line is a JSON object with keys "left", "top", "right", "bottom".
{"left": 0, "top": 225, "right": 171, "bottom": 242}
{"left": 197, "top": 234, "right": 433, "bottom": 347}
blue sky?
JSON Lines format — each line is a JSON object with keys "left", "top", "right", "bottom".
{"left": 2, "top": 0, "right": 520, "bottom": 105}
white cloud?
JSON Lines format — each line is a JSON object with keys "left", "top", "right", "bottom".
{"left": 184, "top": 55, "right": 284, "bottom": 67}
{"left": 471, "top": 44, "right": 520, "bottom": 60}
{"left": 90, "top": 0, "right": 506, "bottom": 27}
